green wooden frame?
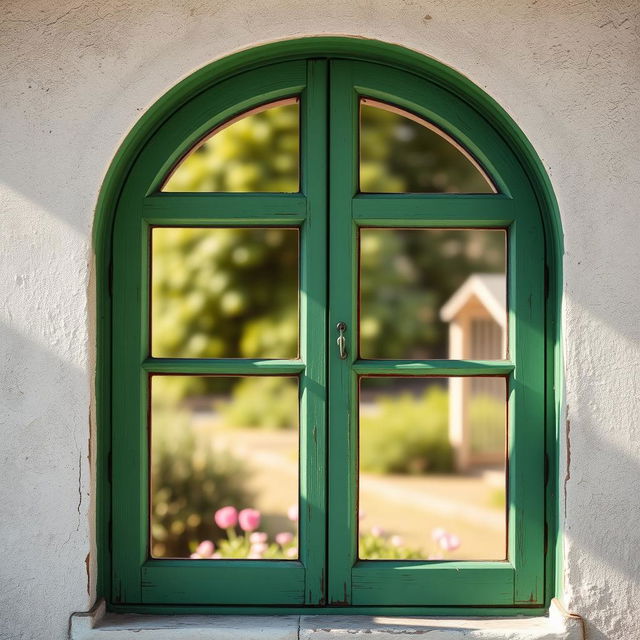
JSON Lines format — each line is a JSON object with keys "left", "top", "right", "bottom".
{"left": 95, "top": 37, "right": 563, "bottom": 614}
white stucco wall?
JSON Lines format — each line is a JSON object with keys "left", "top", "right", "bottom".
{"left": 1, "top": 1, "right": 639, "bottom": 638}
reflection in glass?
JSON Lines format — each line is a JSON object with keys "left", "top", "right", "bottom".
{"left": 163, "top": 99, "right": 299, "bottom": 192}
{"left": 359, "top": 228, "right": 506, "bottom": 359}
{"left": 150, "top": 375, "right": 299, "bottom": 559}
{"left": 151, "top": 227, "right": 299, "bottom": 359}
{"left": 358, "top": 377, "right": 506, "bottom": 561}
{"left": 360, "top": 99, "right": 495, "bottom": 193}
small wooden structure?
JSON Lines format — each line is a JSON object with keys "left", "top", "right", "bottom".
{"left": 440, "top": 274, "right": 506, "bottom": 471}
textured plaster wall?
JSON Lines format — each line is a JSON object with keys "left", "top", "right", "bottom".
{"left": 0, "top": 1, "right": 639, "bottom": 638}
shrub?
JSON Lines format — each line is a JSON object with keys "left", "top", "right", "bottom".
{"left": 218, "top": 376, "right": 299, "bottom": 430}
{"left": 360, "top": 385, "right": 453, "bottom": 474}
{"left": 151, "top": 408, "right": 254, "bottom": 558}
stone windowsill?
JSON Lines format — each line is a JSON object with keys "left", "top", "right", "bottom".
{"left": 70, "top": 599, "right": 583, "bottom": 640}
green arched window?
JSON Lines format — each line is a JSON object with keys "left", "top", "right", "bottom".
{"left": 99, "top": 39, "right": 559, "bottom": 613}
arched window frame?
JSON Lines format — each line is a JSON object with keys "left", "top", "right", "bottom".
{"left": 94, "top": 37, "right": 563, "bottom": 614}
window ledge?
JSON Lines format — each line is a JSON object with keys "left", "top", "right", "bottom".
{"left": 70, "top": 599, "right": 583, "bottom": 640}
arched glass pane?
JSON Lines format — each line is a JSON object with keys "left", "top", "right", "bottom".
{"left": 162, "top": 99, "right": 299, "bottom": 192}
{"left": 360, "top": 99, "right": 496, "bottom": 193}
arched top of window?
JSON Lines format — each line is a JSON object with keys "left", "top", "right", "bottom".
{"left": 162, "top": 98, "right": 300, "bottom": 193}
{"left": 97, "top": 39, "right": 561, "bottom": 612}
{"left": 359, "top": 98, "right": 496, "bottom": 194}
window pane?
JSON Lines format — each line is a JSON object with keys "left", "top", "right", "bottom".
{"left": 358, "top": 377, "right": 506, "bottom": 561}
{"left": 150, "top": 375, "right": 299, "bottom": 559}
{"left": 151, "top": 227, "right": 299, "bottom": 359}
{"left": 359, "top": 228, "right": 506, "bottom": 359}
{"left": 162, "top": 99, "right": 299, "bottom": 192}
{"left": 360, "top": 99, "right": 495, "bottom": 193}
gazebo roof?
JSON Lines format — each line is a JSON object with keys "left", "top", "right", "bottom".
{"left": 439, "top": 273, "right": 506, "bottom": 328}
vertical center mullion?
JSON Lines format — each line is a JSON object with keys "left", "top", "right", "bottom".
{"left": 327, "top": 60, "right": 359, "bottom": 605}
{"left": 298, "top": 59, "right": 329, "bottom": 605}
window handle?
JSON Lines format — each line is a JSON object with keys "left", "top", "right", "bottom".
{"left": 336, "top": 322, "right": 348, "bottom": 360}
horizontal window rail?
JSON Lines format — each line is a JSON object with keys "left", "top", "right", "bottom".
{"left": 353, "top": 359, "right": 514, "bottom": 376}
{"left": 353, "top": 194, "right": 514, "bottom": 227}
{"left": 143, "top": 357, "right": 306, "bottom": 375}
{"left": 143, "top": 194, "right": 307, "bottom": 225}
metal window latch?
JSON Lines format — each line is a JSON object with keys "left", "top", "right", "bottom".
{"left": 336, "top": 321, "right": 347, "bottom": 360}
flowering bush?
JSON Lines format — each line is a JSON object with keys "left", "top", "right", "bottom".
{"left": 190, "top": 505, "right": 298, "bottom": 559}
{"left": 190, "top": 504, "right": 460, "bottom": 561}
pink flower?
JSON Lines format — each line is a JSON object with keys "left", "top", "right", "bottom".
{"left": 190, "top": 553, "right": 202, "bottom": 559}
{"left": 250, "top": 542, "right": 268, "bottom": 554}
{"left": 196, "top": 540, "right": 215, "bottom": 557}
{"left": 285, "top": 547, "right": 298, "bottom": 558}
{"left": 215, "top": 506, "right": 238, "bottom": 529}
{"left": 358, "top": 510, "right": 367, "bottom": 521}
{"left": 275, "top": 532, "right": 294, "bottom": 546}
{"left": 390, "top": 535, "right": 404, "bottom": 547}
{"left": 249, "top": 531, "right": 268, "bottom": 544}
{"left": 238, "top": 508, "right": 261, "bottom": 532}
{"left": 287, "top": 504, "right": 298, "bottom": 522}
{"left": 371, "top": 526, "right": 385, "bottom": 538}
{"left": 431, "top": 527, "right": 447, "bottom": 541}
{"left": 439, "top": 533, "right": 461, "bottom": 552}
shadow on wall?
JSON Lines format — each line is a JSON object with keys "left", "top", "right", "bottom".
{"left": 0, "top": 317, "right": 91, "bottom": 637}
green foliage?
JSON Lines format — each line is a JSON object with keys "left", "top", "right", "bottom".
{"left": 164, "top": 102, "right": 299, "bottom": 193}
{"left": 219, "top": 376, "right": 299, "bottom": 430}
{"left": 360, "top": 102, "right": 492, "bottom": 194}
{"left": 152, "top": 100, "right": 505, "bottom": 400}
{"left": 151, "top": 408, "right": 254, "bottom": 558}
{"left": 360, "top": 228, "right": 505, "bottom": 359}
{"left": 360, "top": 385, "right": 453, "bottom": 474}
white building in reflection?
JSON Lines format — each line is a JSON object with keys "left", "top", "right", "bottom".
{"left": 440, "top": 274, "right": 507, "bottom": 472}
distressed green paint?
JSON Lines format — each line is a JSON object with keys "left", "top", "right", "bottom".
{"left": 141, "top": 561, "right": 305, "bottom": 604}
{"left": 94, "top": 37, "right": 562, "bottom": 612}
{"left": 299, "top": 59, "right": 329, "bottom": 605}
{"left": 327, "top": 61, "right": 359, "bottom": 605}
{"left": 353, "top": 360, "right": 514, "bottom": 376}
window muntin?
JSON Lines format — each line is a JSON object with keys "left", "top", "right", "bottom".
{"left": 162, "top": 98, "right": 300, "bottom": 193}
{"left": 359, "top": 99, "right": 496, "bottom": 194}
